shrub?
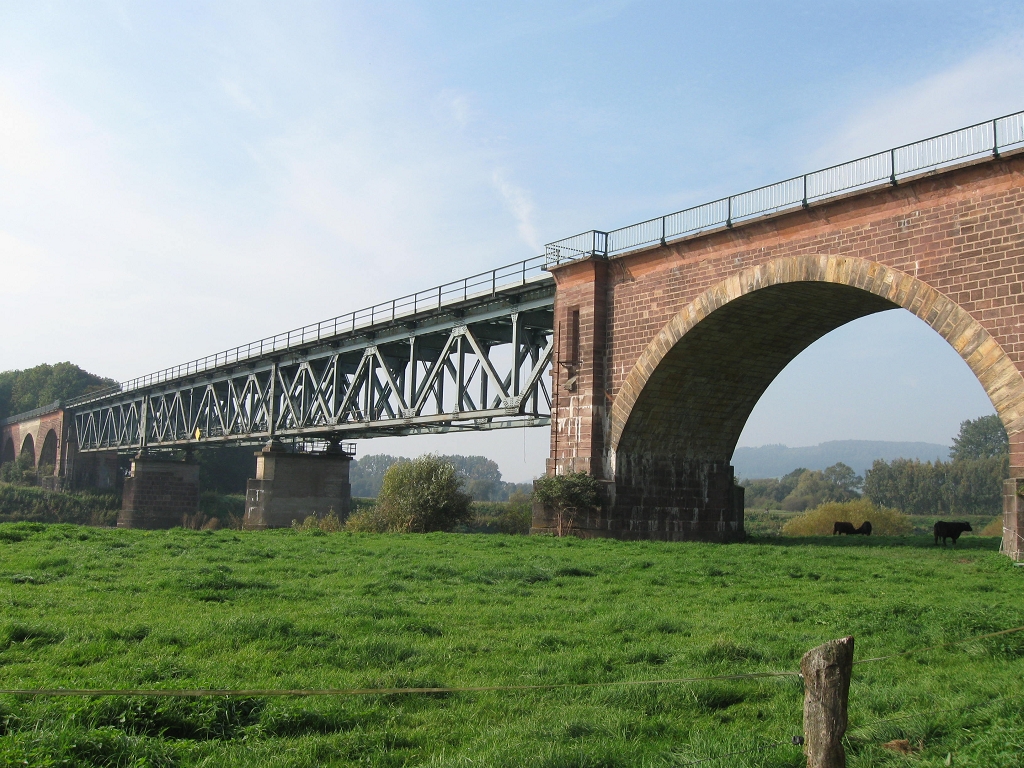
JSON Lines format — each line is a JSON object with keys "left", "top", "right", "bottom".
{"left": 292, "top": 510, "right": 344, "bottom": 534}
{"left": 344, "top": 505, "right": 388, "bottom": 533}
{"left": 496, "top": 491, "right": 533, "bottom": 534}
{"left": 781, "top": 499, "right": 912, "bottom": 536}
{"left": 533, "top": 472, "right": 601, "bottom": 536}
{"left": 0, "top": 483, "right": 119, "bottom": 526}
{"left": 356, "top": 455, "right": 473, "bottom": 533}
{"left": 980, "top": 517, "right": 1003, "bottom": 537}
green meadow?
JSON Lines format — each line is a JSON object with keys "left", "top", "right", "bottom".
{"left": 0, "top": 524, "right": 1021, "bottom": 767}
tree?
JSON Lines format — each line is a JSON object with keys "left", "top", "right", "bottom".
{"left": 0, "top": 452, "right": 38, "bottom": 486}
{"left": 0, "top": 363, "right": 117, "bottom": 420}
{"left": 350, "top": 454, "right": 407, "bottom": 498}
{"left": 439, "top": 455, "right": 503, "bottom": 501}
{"left": 533, "top": 472, "right": 601, "bottom": 536}
{"left": 822, "top": 462, "right": 863, "bottom": 499}
{"left": 371, "top": 454, "right": 473, "bottom": 533}
{"left": 950, "top": 414, "right": 1008, "bottom": 461}
{"left": 743, "top": 464, "right": 861, "bottom": 511}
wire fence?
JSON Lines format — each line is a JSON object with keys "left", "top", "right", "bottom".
{"left": 2, "top": 624, "right": 1019, "bottom": 699}
{"left": 1, "top": 623, "right": 1021, "bottom": 765}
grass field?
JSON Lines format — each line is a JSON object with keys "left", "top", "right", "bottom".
{"left": 1, "top": 524, "right": 1022, "bottom": 767}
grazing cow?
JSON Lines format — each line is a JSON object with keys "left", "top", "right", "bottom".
{"left": 934, "top": 521, "right": 972, "bottom": 546}
{"left": 833, "top": 521, "right": 872, "bottom": 535}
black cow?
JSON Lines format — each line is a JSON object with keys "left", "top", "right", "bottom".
{"left": 833, "top": 521, "right": 872, "bottom": 535}
{"left": 934, "top": 521, "right": 972, "bottom": 546}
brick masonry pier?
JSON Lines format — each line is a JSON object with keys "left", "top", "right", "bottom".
{"left": 544, "top": 153, "right": 1024, "bottom": 552}
{"left": 118, "top": 454, "right": 200, "bottom": 529}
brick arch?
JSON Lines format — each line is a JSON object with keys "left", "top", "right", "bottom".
{"left": 38, "top": 429, "right": 58, "bottom": 471}
{"left": 20, "top": 434, "right": 35, "bottom": 466}
{"left": 1, "top": 437, "right": 14, "bottom": 465}
{"left": 610, "top": 254, "right": 1024, "bottom": 461}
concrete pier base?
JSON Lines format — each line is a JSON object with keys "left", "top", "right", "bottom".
{"left": 118, "top": 455, "right": 200, "bottom": 529}
{"left": 243, "top": 442, "right": 352, "bottom": 530}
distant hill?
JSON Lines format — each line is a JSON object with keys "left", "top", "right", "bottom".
{"left": 733, "top": 440, "right": 950, "bottom": 480}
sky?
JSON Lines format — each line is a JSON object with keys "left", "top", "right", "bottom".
{"left": 1, "top": 1, "right": 1023, "bottom": 481}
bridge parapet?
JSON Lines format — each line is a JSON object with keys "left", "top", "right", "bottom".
{"left": 545, "top": 110, "right": 1024, "bottom": 267}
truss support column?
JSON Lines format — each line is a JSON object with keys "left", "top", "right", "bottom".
{"left": 511, "top": 312, "right": 522, "bottom": 395}
{"left": 456, "top": 334, "right": 466, "bottom": 413}
{"left": 243, "top": 443, "right": 352, "bottom": 530}
{"left": 408, "top": 337, "right": 417, "bottom": 407}
{"left": 267, "top": 363, "right": 278, "bottom": 437}
{"left": 139, "top": 395, "right": 149, "bottom": 450}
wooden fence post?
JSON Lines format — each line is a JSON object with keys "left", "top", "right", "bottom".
{"left": 801, "top": 636, "right": 854, "bottom": 768}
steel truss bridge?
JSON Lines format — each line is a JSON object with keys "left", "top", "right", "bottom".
{"left": 72, "top": 262, "right": 555, "bottom": 453}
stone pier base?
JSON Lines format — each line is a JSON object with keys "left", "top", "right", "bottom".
{"left": 243, "top": 443, "right": 352, "bottom": 530}
{"left": 118, "top": 456, "right": 200, "bottom": 529}
{"left": 1003, "top": 478, "right": 1023, "bottom": 561}
{"left": 531, "top": 460, "right": 745, "bottom": 541}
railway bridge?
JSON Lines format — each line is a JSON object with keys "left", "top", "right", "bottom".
{"left": 3, "top": 111, "right": 1024, "bottom": 558}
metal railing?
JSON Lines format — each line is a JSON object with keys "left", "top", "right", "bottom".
{"left": 545, "top": 110, "right": 1024, "bottom": 264}
{"left": 68, "top": 254, "right": 551, "bottom": 406}
{"left": 68, "top": 109, "right": 1024, "bottom": 409}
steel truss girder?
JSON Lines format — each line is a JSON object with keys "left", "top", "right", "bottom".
{"left": 74, "top": 289, "right": 554, "bottom": 452}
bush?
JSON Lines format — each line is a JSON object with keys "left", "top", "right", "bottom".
{"left": 0, "top": 454, "right": 38, "bottom": 486}
{"left": 0, "top": 483, "right": 120, "bottom": 526}
{"left": 533, "top": 472, "right": 601, "bottom": 536}
{"left": 781, "top": 499, "right": 913, "bottom": 536}
{"left": 355, "top": 455, "right": 473, "bottom": 533}
{"left": 980, "top": 517, "right": 1003, "bottom": 537}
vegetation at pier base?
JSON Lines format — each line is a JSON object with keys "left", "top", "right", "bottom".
{"left": 1, "top": 525, "right": 1020, "bottom": 767}
{"left": 345, "top": 454, "right": 473, "bottom": 533}
{"left": 0, "top": 483, "right": 119, "bottom": 526}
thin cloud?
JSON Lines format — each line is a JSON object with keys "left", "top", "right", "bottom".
{"left": 814, "top": 35, "right": 1024, "bottom": 163}
{"left": 492, "top": 169, "right": 541, "bottom": 253}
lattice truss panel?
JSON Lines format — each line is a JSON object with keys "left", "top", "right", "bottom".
{"left": 75, "top": 304, "right": 553, "bottom": 451}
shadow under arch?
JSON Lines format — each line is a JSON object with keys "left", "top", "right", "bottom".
{"left": 38, "top": 429, "right": 58, "bottom": 472}
{"left": 19, "top": 434, "right": 35, "bottom": 466}
{"left": 606, "top": 255, "right": 1024, "bottom": 542}
{"left": 1, "top": 437, "right": 14, "bottom": 466}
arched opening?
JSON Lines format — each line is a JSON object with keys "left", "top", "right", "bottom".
{"left": 38, "top": 430, "right": 58, "bottom": 474}
{"left": 609, "top": 256, "right": 1024, "bottom": 542}
{"left": 19, "top": 434, "right": 36, "bottom": 466}
{"left": 1, "top": 437, "right": 14, "bottom": 466}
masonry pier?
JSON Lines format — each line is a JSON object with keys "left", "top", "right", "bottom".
{"left": 243, "top": 442, "right": 352, "bottom": 530}
{"left": 118, "top": 453, "right": 200, "bottom": 529}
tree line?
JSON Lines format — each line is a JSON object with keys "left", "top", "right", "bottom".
{"left": 742, "top": 415, "right": 1009, "bottom": 517}
{"left": 0, "top": 363, "right": 116, "bottom": 421}
{"left": 351, "top": 454, "right": 532, "bottom": 501}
